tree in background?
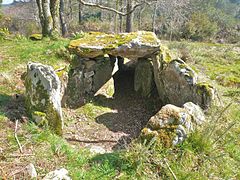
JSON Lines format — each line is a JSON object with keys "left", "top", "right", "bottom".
{"left": 184, "top": 12, "right": 219, "bottom": 41}
{"left": 36, "top": 0, "right": 61, "bottom": 37}
{"left": 1, "top": 0, "right": 239, "bottom": 42}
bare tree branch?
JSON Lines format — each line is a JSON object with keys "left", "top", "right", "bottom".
{"left": 78, "top": 0, "right": 152, "bottom": 16}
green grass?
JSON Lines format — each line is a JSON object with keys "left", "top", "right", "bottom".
{"left": 0, "top": 38, "right": 70, "bottom": 73}
{"left": 0, "top": 38, "right": 239, "bottom": 179}
{"left": 165, "top": 41, "right": 240, "bottom": 89}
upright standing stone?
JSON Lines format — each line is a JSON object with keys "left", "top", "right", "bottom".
{"left": 134, "top": 58, "right": 155, "bottom": 97}
{"left": 24, "top": 62, "right": 63, "bottom": 135}
{"left": 152, "top": 52, "right": 214, "bottom": 109}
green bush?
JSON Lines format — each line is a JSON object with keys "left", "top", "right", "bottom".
{"left": 184, "top": 12, "right": 219, "bottom": 41}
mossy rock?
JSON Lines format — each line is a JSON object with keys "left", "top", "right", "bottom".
{"left": 196, "top": 82, "right": 214, "bottom": 96}
{"left": 140, "top": 104, "right": 193, "bottom": 147}
{"left": 194, "top": 82, "right": 215, "bottom": 109}
{"left": 68, "top": 31, "right": 161, "bottom": 59}
{"left": 25, "top": 62, "right": 63, "bottom": 135}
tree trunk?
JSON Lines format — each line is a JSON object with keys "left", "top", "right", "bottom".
{"left": 138, "top": 5, "right": 145, "bottom": 30}
{"left": 68, "top": 0, "right": 73, "bottom": 20}
{"left": 152, "top": 2, "right": 157, "bottom": 33}
{"left": 114, "top": 0, "right": 119, "bottom": 33}
{"left": 126, "top": 0, "right": 133, "bottom": 32}
{"left": 36, "top": 0, "right": 61, "bottom": 37}
{"left": 79, "top": 2, "right": 82, "bottom": 24}
{"left": 50, "top": 0, "right": 60, "bottom": 33}
{"left": 60, "top": 0, "right": 67, "bottom": 36}
{"left": 119, "top": 0, "right": 123, "bottom": 32}
{"left": 98, "top": 0, "right": 102, "bottom": 21}
{"left": 42, "top": 0, "right": 53, "bottom": 36}
{"left": 36, "top": 0, "right": 46, "bottom": 35}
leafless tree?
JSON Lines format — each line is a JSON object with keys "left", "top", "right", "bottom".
{"left": 155, "top": 0, "right": 191, "bottom": 39}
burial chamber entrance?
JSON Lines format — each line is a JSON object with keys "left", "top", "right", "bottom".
{"left": 65, "top": 53, "right": 163, "bottom": 150}
{"left": 66, "top": 31, "right": 163, "bottom": 107}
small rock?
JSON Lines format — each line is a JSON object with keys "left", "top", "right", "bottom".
{"left": 29, "top": 34, "right": 42, "bottom": 41}
{"left": 43, "top": 168, "right": 71, "bottom": 180}
{"left": 26, "top": 163, "right": 37, "bottom": 178}
{"left": 89, "top": 145, "right": 106, "bottom": 154}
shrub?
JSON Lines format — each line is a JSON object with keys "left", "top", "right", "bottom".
{"left": 184, "top": 12, "right": 219, "bottom": 41}
{"left": 0, "top": 27, "right": 10, "bottom": 40}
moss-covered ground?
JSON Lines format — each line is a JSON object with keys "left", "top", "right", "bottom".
{"left": 0, "top": 37, "right": 239, "bottom": 179}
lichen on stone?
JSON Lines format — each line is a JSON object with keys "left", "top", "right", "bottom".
{"left": 32, "top": 111, "right": 48, "bottom": 126}
{"left": 29, "top": 34, "right": 42, "bottom": 41}
{"left": 68, "top": 31, "right": 161, "bottom": 59}
{"left": 24, "top": 62, "right": 63, "bottom": 135}
{"left": 196, "top": 82, "right": 214, "bottom": 96}
{"left": 140, "top": 104, "right": 196, "bottom": 147}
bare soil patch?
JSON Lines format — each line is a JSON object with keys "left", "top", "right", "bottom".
{"left": 64, "top": 67, "right": 162, "bottom": 152}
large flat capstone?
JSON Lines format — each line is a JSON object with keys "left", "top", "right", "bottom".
{"left": 68, "top": 31, "right": 161, "bottom": 59}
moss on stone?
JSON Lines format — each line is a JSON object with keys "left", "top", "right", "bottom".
{"left": 55, "top": 66, "right": 68, "bottom": 79}
{"left": 68, "top": 31, "right": 160, "bottom": 57}
{"left": 159, "top": 45, "right": 172, "bottom": 63}
{"left": 156, "top": 126, "right": 177, "bottom": 148}
{"left": 32, "top": 111, "right": 48, "bottom": 126}
{"left": 196, "top": 82, "right": 213, "bottom": 96}
{"left": 25, "top": 65, "right": 63, "bottom": 136}
{"left": 29, "top": 34, "right": 42, "bottom": 41}
{"left": 178, "top": 62, "right": 196, "bottom": 78}
{"left": 141, "top": 125, "right": 178, "bottom": 147}
{"left": 69, "top": 32, "right": 137, "bottom": 51}
{"left": 32, "top": 111, "right": 46, "bottom": 117}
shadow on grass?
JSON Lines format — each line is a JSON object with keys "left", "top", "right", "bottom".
{"left": 0, "top": 93, "right": 27, "bottom": 122}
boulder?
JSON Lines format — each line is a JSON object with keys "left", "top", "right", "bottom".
{"left": 24, "top": 62, "right": 63, "bottom": 135}
{"left": 134, "top": 58, "right": 155, "bottom": 97}
{"left": 92, "top": 55, "right": 115, "bottom": 92}
{"left": 152, "top": 54, "right": 214, "bottom": 109}
{"left": 140, "top": 102, "right": 205, "bottom": 147}
{"left": 68, "top": 31, "right": 161, "bottom": 59}
{"left": 55, "top": 66, "right": 69, "bottom": 107}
